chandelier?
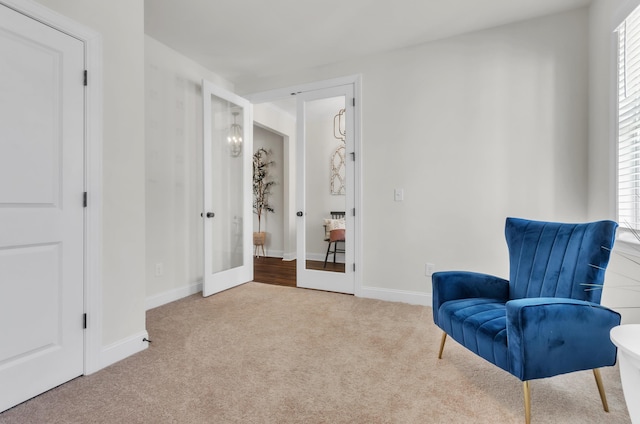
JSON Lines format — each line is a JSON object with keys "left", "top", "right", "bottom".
{"left": 228, "top": 111, "right": 243, "bottom": 157}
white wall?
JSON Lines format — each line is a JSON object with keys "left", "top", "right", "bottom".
{"left": 239, "top": 8, "right": 590, "bottom": 295}
{"left": 144, "top": 36, "right": 234, "bottom": 308}
{"left": 34, "top": 0, "right": 147, "bottom": 347}
{"left": 253, "top": 125, "right": 284, "bottom": 257}
{"left": 589, "top": 0, "right": 640, "bottom": 323}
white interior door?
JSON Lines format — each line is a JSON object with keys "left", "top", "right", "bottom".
{"left": 0, "top": 4, "right": 85, "bottom": 412}
{"left": 202, "top": 80, "right": 253, "bottom": 297}
{"left": 296, "top": 84, "right": 355, "bottom": 294}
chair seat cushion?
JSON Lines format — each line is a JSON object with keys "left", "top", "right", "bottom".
{"left": 323, "top": 218, "right": 345, "bottom": 239}
{"left": 329, "top": 228, "right": 345, "bottom": 242}
{"left": 438, "top": 298, "right": 509, "bottom": 372}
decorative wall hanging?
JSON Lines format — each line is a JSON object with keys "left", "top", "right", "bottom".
{"left": 330, "top": 145, "right": 346, "bottom": 195}
{"left": 334, "top": 108, "right": 345, "bottom": 142}
{"left": 330, "top": 108, "right": 346, "bottom": 195}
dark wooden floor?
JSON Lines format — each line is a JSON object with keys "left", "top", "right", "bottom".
{"left": 253, "top": 256, "right": 345, "bottom": 287}
{"left": 253, "top": 257, "right": 296, "bottom": 287}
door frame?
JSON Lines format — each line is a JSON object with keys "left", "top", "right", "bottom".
{"left": 245, "top": 75, "right": 363, "bottom": 296}
{"left": 1, "top": 0, "right": 104, "bottom": 374}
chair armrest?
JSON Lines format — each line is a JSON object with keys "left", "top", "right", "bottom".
{"left": 432, "top": 271, "right": 509, "bottom": 323}
{"left": 506, "top": 298, "right": 621, "bottom": 381}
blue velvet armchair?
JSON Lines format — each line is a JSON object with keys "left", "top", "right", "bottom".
{"left": 432, "top": 217, "right": 621, "bottom": 423}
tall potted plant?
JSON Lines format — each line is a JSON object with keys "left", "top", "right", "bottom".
{"left": 253, "top": 148, "right": 275, "bottom": 254}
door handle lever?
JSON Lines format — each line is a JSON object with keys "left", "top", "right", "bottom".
{"left": 296, "top": 211, "right": 303, "bottom": 217}
{"left": 201, "top": 212, "right": 215, "bottom": 218}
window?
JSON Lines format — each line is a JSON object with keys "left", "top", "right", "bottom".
{"left": 618, "top": 5, "right": 640, "bottom": 230}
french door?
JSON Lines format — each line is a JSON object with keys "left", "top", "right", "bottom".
{"left": 0, "top": 3, "right": 85, "bottom": 412}
{"left": 296, "top": 84, "right": 355, "bottom": 294}
{"left": 202, "top": 80, "right": 253, "bottom": 296}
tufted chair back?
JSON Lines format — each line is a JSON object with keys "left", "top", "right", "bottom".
{"left": 505, "top": 217, "right": 618, "bottom": 303}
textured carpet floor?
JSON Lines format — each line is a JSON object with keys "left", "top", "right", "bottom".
{"left": 0, "top": 282, "right": 632, "bottom": 423}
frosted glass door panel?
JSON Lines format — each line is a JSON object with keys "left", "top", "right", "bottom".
{"left": 209, "top": 98, "right": 244, "bottom": 273}
{"left": 202, "top": 80, "right": 253, "bottom": 296}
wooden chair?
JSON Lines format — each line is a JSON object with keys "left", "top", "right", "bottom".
{"left": 323, "top": 211, "right": 345, "bottom": 268}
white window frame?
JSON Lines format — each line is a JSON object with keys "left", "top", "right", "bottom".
{"left": 616, "top": 4, "right": 640, "bottom": 234}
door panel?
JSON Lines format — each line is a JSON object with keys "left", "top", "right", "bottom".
{"left": 0, "top": 4, "right": 84, "bottom": 412}
{"left": 296, "top": 85, "right": 355, "bottom": 293}
{"left": 202, "top": 80, "right": 253, "bottom": 296}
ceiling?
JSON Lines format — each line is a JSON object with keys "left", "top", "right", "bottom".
{"left": 145, "top": 0, "right": 592, "bottom": 84}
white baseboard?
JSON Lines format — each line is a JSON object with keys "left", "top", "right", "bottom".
{"left": 358, "top": 286, "right": 432, "bottom": 306}
{"left": 100, "top": 330, "right": 149, "bottom": 369}
{"left": 261, "top": 250, "right": 347, "bottom": 264}
{"left": 280, "top": 252, "right": 343, "bottom": 262}
{"left": 306, "top": 252, "right": 345, "bottom": 263}
{"left": 257, "top": 249, "right": 283, "bottom": 258}
{"left": 145, "top": 281, "right": 203, "bottom": 311}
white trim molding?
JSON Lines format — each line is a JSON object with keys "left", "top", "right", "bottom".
{"left": 359, "top": 286, "right": 432, "bottom": 306}
{"left": 82, "top": 17, "right": 104, "bottom": 377}
{"left": 256, "top": 249, "right": 284, "bottom": 259}
{"left": 0, "top": 0, "right": 104, "bottom": 375}
{"left": 304, "top": 252, "right": 346, "bottom": 263}
{"left": 100, "top": 331, "right": 149, "bottom": 370}
{"left": 246, "top": 75, "right": 362, "bottom": 104}
{"left": 146, "top": 281, "right": 203, "bottom": 311}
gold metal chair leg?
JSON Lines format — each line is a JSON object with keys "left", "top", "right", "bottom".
{"left": 523, "top": 381, "right": 531, "bottom": 424}
{"left": 593, "top": 368, "right": 609, "bottom": 412}
{"left": 438, "top": 332, "right": 447, "bottom": 359}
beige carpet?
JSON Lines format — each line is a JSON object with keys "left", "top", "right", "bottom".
{"left": 0, "top": 282, "right": 632, "bottom": 423}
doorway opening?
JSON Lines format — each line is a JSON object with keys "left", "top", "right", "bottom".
{"left": 252, "top": 125, "right": 285, "bottom": 258}
{"left": 247, "top": 75, "right": 361, "bottom": 295}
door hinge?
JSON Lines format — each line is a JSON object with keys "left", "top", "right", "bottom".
{"left": 353, "top": 263, "right": 356, "bottom": 272}
{"left": 83, "top": 192, "right": 88, "bottom": 207}
{"left": 352, "top": 98, "right": 355, "bottom": 107}
{"left": 83, "top": 313, "right": 87, "bottom": 329}
{"left": 350, "top": 152, "right": 355, "bottom": 161}
{"left": 84, "top": 70, "right": 88, "bottom": 86}
{"left": 352, "top": 208, "right": 356, "bottom": 216}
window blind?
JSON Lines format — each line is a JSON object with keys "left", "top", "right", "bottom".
{"left": 618, "top": 6, "right": 640, "bottom": 230}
